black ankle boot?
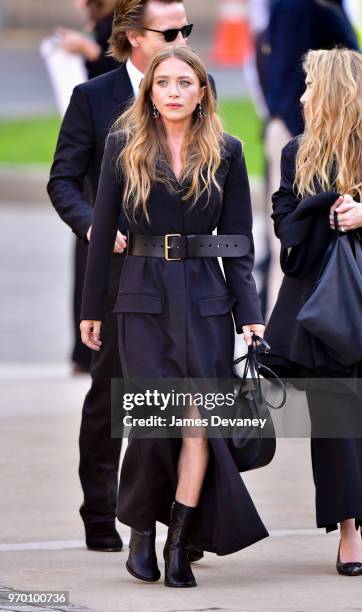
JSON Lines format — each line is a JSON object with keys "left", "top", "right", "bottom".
{"left": 163, "top": 501, "right": 197, "bottom": 588}
{"left": 126, "top": 527, "right": 160, "bottom": 582}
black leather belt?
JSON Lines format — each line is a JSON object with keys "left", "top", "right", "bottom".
{"left": 127, "top": 233, "right": 250, "bottom": 261}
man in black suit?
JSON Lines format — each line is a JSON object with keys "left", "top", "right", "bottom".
{"left": 56, "top": 0, "right": 119, "bottom": 374}
{"left": 48, "top": 0, "right": 196, "bottom": 552}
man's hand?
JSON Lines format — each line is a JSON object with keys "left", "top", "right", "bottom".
{"left": 80, "top": 320, "right": 102, "bottom": 351}
{"left": 329, "top": 194, "right": 362, "bottom": 232}
{"left": 86, "top": 226, "right": 127, "bottom": 253}
{"left": 242, "top": 324, "right": 265, "bottom": 347}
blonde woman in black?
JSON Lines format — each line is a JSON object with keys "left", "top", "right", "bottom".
{"left": 81, "top": 46, "right": 267, "bottom": 587}
{"left": 263, "top": 48, "right": 362, "bottom": 576}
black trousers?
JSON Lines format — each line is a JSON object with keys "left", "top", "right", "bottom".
{"left": 72, "top": 237, "right": 92, "bottom": 371}
{"left": 79, "top": 254, "right": 124, "bottom": 527}
{"left": 307, "top": 388, "right": 362, "bottom": 532}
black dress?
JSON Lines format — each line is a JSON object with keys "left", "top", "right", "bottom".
{"left": 81, "top": 132, "right": 269, "bottom": 555}
{"left": 262, "top": 137, "right": 362, "bottom": 532}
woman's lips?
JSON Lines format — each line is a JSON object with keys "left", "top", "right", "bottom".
{"left": 166, "top": 104, "right": 183, "bottom": 108}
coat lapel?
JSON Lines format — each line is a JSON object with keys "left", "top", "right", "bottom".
{"left": 112, "top": 63, "right": 135, "bottom": 110}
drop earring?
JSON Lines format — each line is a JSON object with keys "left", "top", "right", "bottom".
{"left": 197, "top": 103, "right": 206, "bottom": 118}
{"left": 152, "top": 103, "right": 160, "bottom": 119}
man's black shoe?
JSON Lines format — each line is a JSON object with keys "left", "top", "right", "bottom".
{"left": 85, "top": 523, "right": 123, "bottom": 552}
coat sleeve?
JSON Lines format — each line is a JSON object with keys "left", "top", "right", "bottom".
{"left": 47, "top": 85, "right": 94, "bottom": 239}
{"left": 80, "top": 134, "right": 122, "bottom": 321}
{"left": 217, "top": 137, "right": 263, "bottom": 332}
{"left": 272, "top": 140, "right": 340, "bottom": 277}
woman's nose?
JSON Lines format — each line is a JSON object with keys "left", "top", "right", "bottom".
{"left": 169, "top": 84, "right": 180, "bottom": 96}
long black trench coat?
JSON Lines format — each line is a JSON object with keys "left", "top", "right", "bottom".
{"left": 81, "top": 132, "right": 268, "bottom": 555}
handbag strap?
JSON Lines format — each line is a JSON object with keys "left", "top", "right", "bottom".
{"left": 233, "top": 335, "right": 287, "bottom": 409}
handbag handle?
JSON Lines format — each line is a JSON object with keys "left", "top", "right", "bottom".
{"left": 233, "top": 334, "right": 287, "bottom": 410}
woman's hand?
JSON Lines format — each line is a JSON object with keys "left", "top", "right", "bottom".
{"left": 242, "top": 324, "right": 265, "bottom": 347}
{"left": 329, "top": 194, "right": 362, "bottom": 232}
{"left": 80, "top": 320, "right": 102, "bottom": 351}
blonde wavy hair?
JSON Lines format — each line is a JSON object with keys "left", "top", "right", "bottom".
{"left": 295, "top": 48, "right": 362, "bottom": 201}
{"left": 112, "top": 46, "right": 224, "bottom": 222}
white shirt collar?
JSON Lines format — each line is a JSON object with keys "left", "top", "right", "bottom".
{"left": 126, "top": 58, "right": 144, "bottom": 96}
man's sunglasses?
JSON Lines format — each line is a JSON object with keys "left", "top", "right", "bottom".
{"left": 141, "top": 23, "right": 193, "bottom": 43}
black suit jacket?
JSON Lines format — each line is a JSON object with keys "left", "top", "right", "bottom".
{"left": 47, "top": 64, "right": 134, "bottom": 238}
{"left": 47, "top": 64, "right": 216, "bottom": 239}
{"left": 266, "top": 0, "right": 359, "bottom": 136}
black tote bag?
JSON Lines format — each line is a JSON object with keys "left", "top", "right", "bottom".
{"left": 230, "top": 336, "right": 286, "bottom": 473}
{"left": 297, "top": 213, "right": 362, "bottom": 365}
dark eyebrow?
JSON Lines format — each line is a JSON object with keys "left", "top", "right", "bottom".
{"left": 155, "top": 75, "right": 194, "bottom": 79}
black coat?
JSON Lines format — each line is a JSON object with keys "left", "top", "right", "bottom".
{"left": 80, "top": 133, "right": 268, "bottom": 554}
{"left": 263, "top": 137, "right": 361, "bottom": 377}
{"left": 80, "top": 133, "right": 263, "bottom": 332}
{"left": 266, "top": 0, "right": 359, "bottom": 136}
{"left": 47, "top": 64, "right": 134, "bottom": 238}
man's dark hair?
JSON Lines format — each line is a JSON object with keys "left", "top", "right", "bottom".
{"left": 109, "top": 0, "right": 184, "bottom": 62}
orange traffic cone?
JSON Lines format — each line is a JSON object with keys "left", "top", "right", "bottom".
{"left": 210, "top": 0, "right": 253, "bottom": 66}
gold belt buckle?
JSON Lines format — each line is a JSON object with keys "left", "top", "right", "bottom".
{"left": 164, "top": 234, "right": 182, "bottom": 261}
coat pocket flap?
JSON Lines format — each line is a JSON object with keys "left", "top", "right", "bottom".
{"left": 113, "top": 293, "right": 163, "bottom": 314}
{"left": 198, "top": 294, "right": 236, "bottom": 317}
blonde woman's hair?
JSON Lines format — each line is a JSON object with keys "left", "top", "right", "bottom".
{"left": 111, "top": 45, "right": 224, "bottom": 222}
{"left": 295, "top": 48, "right": 362, "bottom": 201}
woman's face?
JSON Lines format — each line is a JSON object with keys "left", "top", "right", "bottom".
{"left": 151, "top": 57, "right": 205, "bottom": 124}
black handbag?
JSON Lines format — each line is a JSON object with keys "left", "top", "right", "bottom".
{"left": 297, "top": 212, "right": 362, "bottom": 366}
{"left": 230, "top": 336, "right": 286, "bottom": 473}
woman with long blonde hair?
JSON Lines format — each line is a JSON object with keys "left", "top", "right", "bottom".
{"left": 263, "top": 48, "right": 362, "bottom": 576}
{"left": 80, "top": 46, "right": 268, "bottom": 587}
